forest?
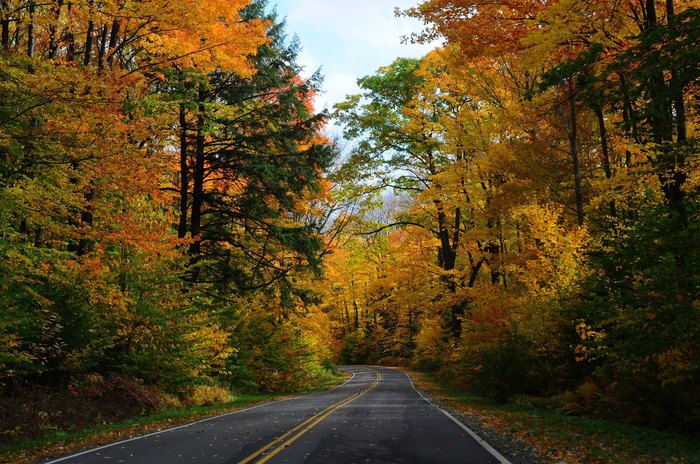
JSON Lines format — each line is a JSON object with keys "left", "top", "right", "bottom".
{"left": 1, "top": 0, "right": 699, "bottom": 447}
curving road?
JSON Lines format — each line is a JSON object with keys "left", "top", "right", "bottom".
{"left": 43, "top": 366, "right": 510, "bottom": 464}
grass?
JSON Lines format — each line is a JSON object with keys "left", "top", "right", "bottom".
{"left": 0, "top": 373, "right": 346, "bottom": 464}
{"left": 407, "top": 371, "right": 700, "bottom": 464}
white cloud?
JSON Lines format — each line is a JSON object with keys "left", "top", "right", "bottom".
{"left": 273, "top": 0, "right": 437, "bottom": 115}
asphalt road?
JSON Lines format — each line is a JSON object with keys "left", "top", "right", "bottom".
{"left": 44, "top": 366, "right": 509, "bottom": 464}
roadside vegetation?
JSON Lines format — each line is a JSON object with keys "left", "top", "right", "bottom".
{"left": 1, "top": 372, "right": 343, "bottom": 464}
{"left": 410, "top": 371, "right": 700, "bottom": 464}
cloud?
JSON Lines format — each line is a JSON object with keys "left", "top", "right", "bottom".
{"left": 273, "top": 0, "right": 436, "bottom": 115}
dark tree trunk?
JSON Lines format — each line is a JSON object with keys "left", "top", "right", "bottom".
{"left": 557, "top": 79, "right": 584, "bottom": 226}
{"left": 97, "top": 24, "right": 108, "bottom": 68}
{"left": 569, "top": 79, "right": 584, "bottom": 226}
{"left": 27, "top": 1, "right": 35, "bottom": 58}
{"left": 106, "top": 19, "right": 120, "bottom": 68}
{"left": 594, "top": 105, "right": 617, "bottom": 216}
{"left": 344, "top": 298, "right": 350, "bottom": 334}
{"left": 189, "top": 90, "right": 206, "bottom": 256}
{"left": 1, "top": 0, "right": 9, "bottom": 49}
{"left": 178, "top": 104, "right": 190, "bottom": 239}
{"left": 47, "top": 0, "right": 64, "bottom": 59}
{"left": 353, "top": 299, "right": 359, "bottom": 331}
{"left": 65, "top": 2, "right": 75, "bottom": 62}
{"left": 68, "top": 186, "right": 95, "bottom": 257}
{"left": 434, "top": 200, "right": 457, "bottom": 271}
{"left": 83, "top": 20, "right": 94, "bottom": 66}
{"left": 594, "top": 106, "right": 612, "bottom": 180}
{"left": 433, "top": 199, "right": 465, "bottom": 338}
{"left": 619, "top": 73, "right": 639, "bottom": 168}
{"left": 644, "top": 0, "right": 685, "bottom": 210}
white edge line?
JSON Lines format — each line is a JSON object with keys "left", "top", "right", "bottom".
{"left": 402, "top": 370, "right": 513, "bottom": 464}
{"left": 43, "top": 370, "right": 358, "bottom": 464}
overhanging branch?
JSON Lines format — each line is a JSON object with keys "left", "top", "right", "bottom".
{"left": 357, "top": 221, "right": 434, "bottom": 236}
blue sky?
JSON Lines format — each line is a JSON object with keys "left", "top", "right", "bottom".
{"left": 270, "top": 1, "right": 436, "bottom": 133}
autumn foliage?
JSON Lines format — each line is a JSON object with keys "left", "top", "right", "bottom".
{"left": 0, "top": 0, "right": 337, "bottom": 442}
{"left": 327, "top": 0, "right": 700, "bottom": 432}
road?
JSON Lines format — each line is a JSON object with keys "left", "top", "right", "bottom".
{"left": 44, "top": 366, "right": 509, "bottom": 464}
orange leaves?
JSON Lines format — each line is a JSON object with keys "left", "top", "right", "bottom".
{"left": 5, "top": 0, "right": 267, "bottom": 75}
{"left": 142, "top": 0, "right": 268, "bottom": 74}
{"left": 402, "top": 0, "right": 547, "bottom": 58}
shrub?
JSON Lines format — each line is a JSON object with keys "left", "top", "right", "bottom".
{"left": 473, "top": 332, "right": 536, "bottom": 403}
{"left": 186, "top": 385, "right": 234, "bottom": 407}
{"left": 0, "top": 374, "right": 162, "bottom": 443}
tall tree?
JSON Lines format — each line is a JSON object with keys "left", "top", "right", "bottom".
{"left": 172, "top": 0, "right": 334, "bottom": 294}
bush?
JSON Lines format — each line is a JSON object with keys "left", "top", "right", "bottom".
{"left": 0, "top": 374, "right": 162, "bottom": 443}
{"left": 227, "top": 312, "right": 335, "bottom": 393}
{"left": 186, "top": 385, "right": 234, "bottom": 407}
{"left": 321, "top": 359, "right": 338, "bottom": 375}
{"left": 473, "top": 332, "right": 536, "bottom": 403}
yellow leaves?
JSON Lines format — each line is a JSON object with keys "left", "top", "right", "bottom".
{"left": 519, "top": 0, "right": 639, "bottom": 71}
{"left": 575, "top": 321, "right": 605, "bottom": 342}
{"left": 655, "top": 345, "right": 695, "bottom": 387}
{"left": 415, "top": 316, "right": 449, "bottom": 363}
{"left": 574, "top": 320, "right": 606, "bottom": 362}
{"left": 508, "top": 202, "right": 588, "bottom": 299}
{"left": 150, "top": 6, "right": 268, "bottom": 74}
{"left": 20, "top": 0, "right": 267, "bottom": 75}
{"left": 184, "top": 320, "right": 235, "bottom": 376}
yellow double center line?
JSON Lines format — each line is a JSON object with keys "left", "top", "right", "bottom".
{"left": 239, "top": 370, "right": 382, "bottom": 464}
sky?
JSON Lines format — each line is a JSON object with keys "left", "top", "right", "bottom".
{"left": 270, "top": 0, "right": 437, "bottom": 134}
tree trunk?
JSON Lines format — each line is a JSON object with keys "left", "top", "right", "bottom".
{"left": 569, "top": 79, "right": 584, "bottom": 226}
{"left": 189, "top": 89, "right": 206, "bottom": 256}
{"left": 644, "top": 0, "right": 685, "bottom": 210}
{"left": 594, "top": 106, "right": 612, "bottom": 180}
{"left": 68, "top": 185, "right": 95, "bottom": 257}
{"left": 177, "top": 104, "right": 190, "bottom": 239}
{"left": 48, "top": 0, "right": 64, "bottom": 59}
{"left": 434, "top": 200, "right": 463, "bottom": 338}
{"left": 65, "top": 3, "right": 75, "bottom": 61}
{"left": 353, "top": 299, "right": 359, "bottom": 331}
{"left": 27, "top": 1, "right": 35, "bottom": 58}
{"left": 1, "top": 0, "right": 9, "bottom": 49}
{"left": 594, "top": 105, "right": 617, "bottom": 216}
{"left": 434, "top": 200, "right": 456, "bottom": 271}
{"left": 106, "top": 19, "right": 120, "bottom": 68}
{"left": 76, "top": 187, "right": 95, "bottom": 256}
{"left": 556, "top": 79, "right": 584, "bottom": 226}
{"left": 97, "top": 24, "right": 108, "bottom": 69}
{"left": 83, "top": 20, "right": 94, "bottom": 66}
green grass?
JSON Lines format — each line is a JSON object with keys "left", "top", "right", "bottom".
{"left": 0, "top": 373, "right": 346, "bottom": 464}
{"left": 409, "top": 372, "right": 700, "bottom": 464}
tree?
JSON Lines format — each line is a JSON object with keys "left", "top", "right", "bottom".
{"left": 170, "top": 0, "right": 334, "bottom": 294}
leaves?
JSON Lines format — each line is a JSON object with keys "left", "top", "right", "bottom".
{"left": 324, "top": 0, "right": 700, "bottom": 431}
{"left": 0, "top": 0, "right": 336, "bottom": 443}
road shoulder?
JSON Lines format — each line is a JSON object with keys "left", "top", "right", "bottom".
{"left": 402, "top": 370, "right": 542, "bottom": 464}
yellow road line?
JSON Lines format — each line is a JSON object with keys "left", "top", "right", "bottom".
{"left": 239, "top": 370, "right": 382, "bottom": 464}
